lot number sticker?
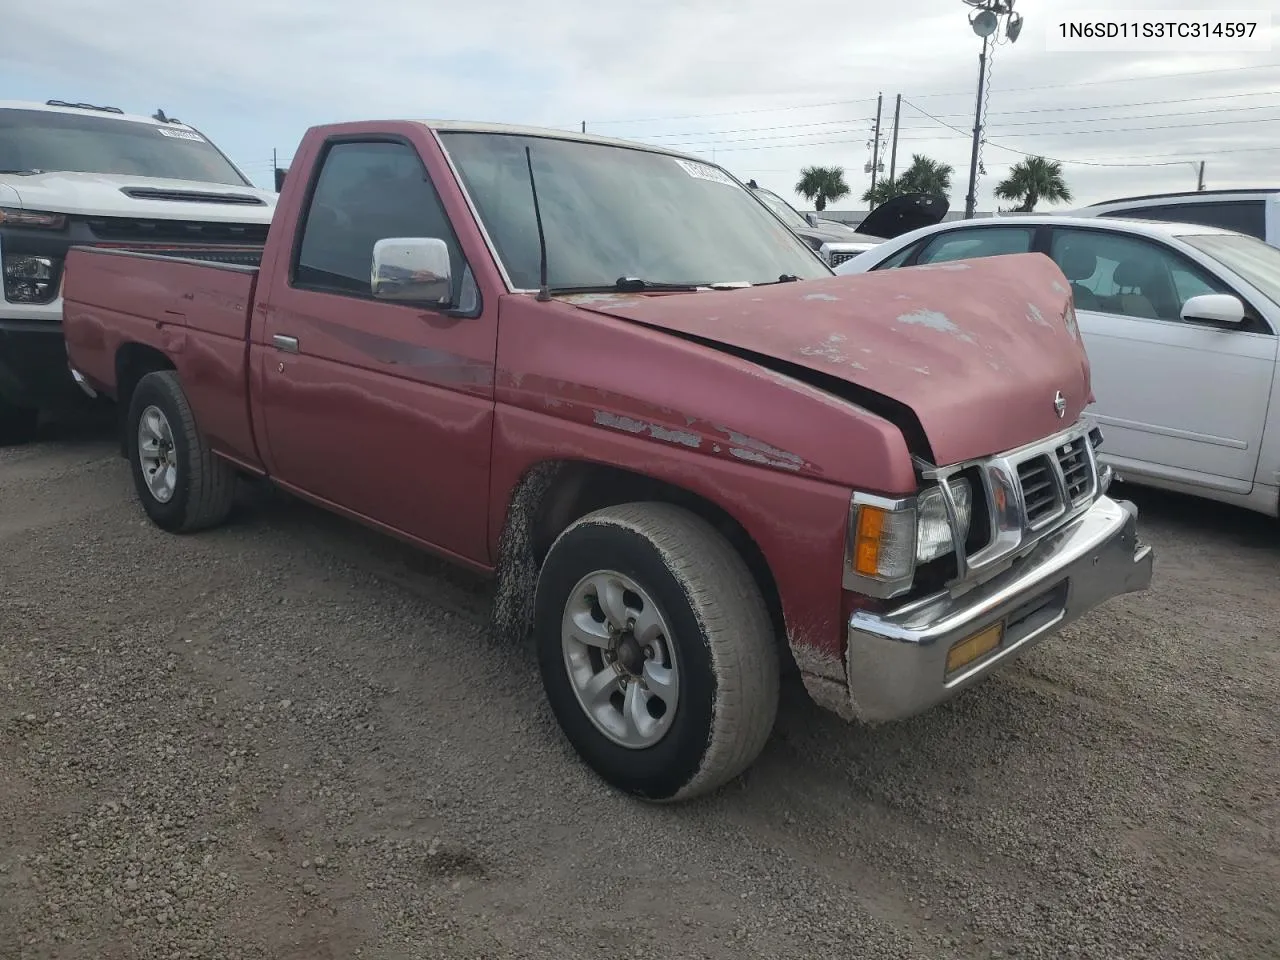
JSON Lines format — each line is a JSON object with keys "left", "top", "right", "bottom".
{"left": 672, "top": 157, "right": 738, "bottom": 187}
{"left": 157, "top": 128, "right": 207, "bottom": 143}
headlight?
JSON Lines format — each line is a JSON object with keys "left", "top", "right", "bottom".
{"left": 0, "top": 206, "right": 67, "bottom": 230}
{"left": 844, "top": 479, "right": 974, "bottom": 599}
{"left": 3, "top": 254, "right": 62, "bottom": 304}
{"left": 916, "top": 480, "right": 972, "bottom": 564}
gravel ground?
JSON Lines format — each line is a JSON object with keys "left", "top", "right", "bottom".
{"left": 1, "top": 418, "right": 1277, "bottom": 960}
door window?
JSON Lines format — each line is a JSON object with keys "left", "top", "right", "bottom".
{"left": 1106, "top": 200, "right": 1266, "bottom": 241}
{"left": 1049, "top": 228, "right": 1229, "bottom": 322}
{"left": 914, "top": 226, "right": 1035, "bottom": 264}
{"left": 293, "top": 140, "right": 467, "bottom": 303}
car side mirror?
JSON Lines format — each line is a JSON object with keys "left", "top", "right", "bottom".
{"left": 805, "top": 212, "right": 820, "bottom": 228}
{"left": 1180, "top": 293, "right": 1245, "bottom": 325}
{"left": 371, "top": 237, "right": 452, "bottom": 304}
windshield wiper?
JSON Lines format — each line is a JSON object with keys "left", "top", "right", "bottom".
{"left": 754, "top": 274, "right": 801, "bottom": 286}
{"left": 0, "top": 168, "right": 43, "bottom": 175}
{"left": 549, "top": 277, "right": 702, "bottom": 294}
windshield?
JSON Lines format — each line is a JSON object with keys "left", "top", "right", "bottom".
{"left": 753, "top": 187, "right": 809, "bottom": 231}
{"left": 1181, "top": 232, "right": 1280, "bottom": 305}
{"left": 439, "top": 132, "right": 830, "bottom": 289}
{"left": 0, "top": 108, "right": 248, "bottom": 185}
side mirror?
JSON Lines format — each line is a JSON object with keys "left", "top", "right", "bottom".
{"left": 371, "top": 237, "right": 452, "bottom": 304}
{"left": 1180, "top": 293, "right": 1245, "bottom": 325}
{"left": 804, "top": 212, "right": 820, "bottom": 228}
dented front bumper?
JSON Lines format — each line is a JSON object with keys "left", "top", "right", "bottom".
{"left": 843, "top": 495, "right": 1153, "bottom": 723}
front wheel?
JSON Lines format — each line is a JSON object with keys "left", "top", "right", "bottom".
{"left": 533, "top": 502, "right": 780, "bottom": 802}
{"left": 127, "top": 370, "right": 235, "bottom": 533}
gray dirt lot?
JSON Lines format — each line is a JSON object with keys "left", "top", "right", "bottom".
{"left": 1, "top": 421, "right": 1277, "bottom": 960}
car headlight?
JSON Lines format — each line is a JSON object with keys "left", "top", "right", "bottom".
{"left": 0, "top": 206, "right": 67, "bottom": 230}
{"left": 844, "top": 479, "right": 974, "bottom": 598}
{"left": 916, "top": 480, "right": 972, "bottom": 564}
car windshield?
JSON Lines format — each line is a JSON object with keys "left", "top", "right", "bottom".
{"left": 1181, "top": 232, "right": 1280, "bottom": 305}
{"left": 0, "top": 108, "right": 248, "bottom": 185}
{"left": 754, "top": 187, "right": 809, "bottom": 231}
{"left": 439, "top": 131, "right": 830, "bottom": 289}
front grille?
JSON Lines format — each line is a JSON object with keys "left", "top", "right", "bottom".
{"left": 928, "top": 425, "right": 1101, "bottom": 592}
{"left": 86, "top": 217, "right": 270, "bottom": 244}
{"left": 828, "top": 250, "right": 858, "bottom": 267}
{"left": 1056, "top": 436, "right": 1092, "bottom": 502}
{"left": 121, "top": 187, "right": 267, "bottom": 206}
{"left": 1017, "top": 455, "right": 1061, "bottom": 525}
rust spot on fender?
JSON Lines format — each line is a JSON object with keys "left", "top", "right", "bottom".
{"left": 592, "top": 410, "right": 701, "bottom": 449}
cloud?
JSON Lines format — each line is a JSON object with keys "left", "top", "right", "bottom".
{"left": 4, "top": 0, "right": 1278, "bottom": 207}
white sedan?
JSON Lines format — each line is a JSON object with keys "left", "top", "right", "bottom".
{"left": 836, "top": 215, "right": 1280, "bottom": 518}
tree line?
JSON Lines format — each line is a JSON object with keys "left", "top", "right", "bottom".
{"left": 793, "top": 154, "right": 1073, "bottom": 214}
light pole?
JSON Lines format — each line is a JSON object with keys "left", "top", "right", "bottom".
{"left": 962, "top": 0, "right": 1023, "bottom": 219}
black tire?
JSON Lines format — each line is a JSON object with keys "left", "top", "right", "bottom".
{"left": 0, "top": 399, "right": 38, "bottom": 446}
{"left": 534, "top": 502, "right": 779, "bottom": 802}
{"left": 126, "top": 370, "right": 235, "bottom": 533}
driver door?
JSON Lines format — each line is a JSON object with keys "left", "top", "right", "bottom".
{"left": 1046, "top": 227, "right": 1277, "bottom": 492}
{"left": 252, "top": 138, "right": 497, "bottom": 564}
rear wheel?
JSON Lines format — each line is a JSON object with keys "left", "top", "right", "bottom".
{"left": 127, "top": 371, "right": 235, "bottom": 533}
{"left": 533, "top": 502, "right": 779, "bottom": 802}
{"left": 0, "top": 399, "right": 38, "bottom": 446}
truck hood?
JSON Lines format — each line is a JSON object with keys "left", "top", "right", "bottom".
{"left": 564, "top": 253, "right": 1090, "bottom": 466}
{"left": 0, "top": 171, "right": 276, "bottom": 222}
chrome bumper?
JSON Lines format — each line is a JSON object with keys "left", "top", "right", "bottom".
{"left": 845, "top": 495, "right": 1153, "bottom": 723}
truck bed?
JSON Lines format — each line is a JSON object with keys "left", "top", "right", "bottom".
{"left": 62, "top": 246, "right": 261, "bottom": 466}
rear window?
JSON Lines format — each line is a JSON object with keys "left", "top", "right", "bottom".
{"left": 1106, "top": 200, "right": 1266, "bottom": 241}
{"left": 0, "top": 108, "right": 248, "bottom": 186}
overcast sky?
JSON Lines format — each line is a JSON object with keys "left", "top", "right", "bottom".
{"left": 5, "top": 0, "right": 1278, "bottom": 212}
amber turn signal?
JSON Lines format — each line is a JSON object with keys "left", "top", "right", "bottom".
{"left": 945, "top": 622, "right": 1004, "bottom": 675}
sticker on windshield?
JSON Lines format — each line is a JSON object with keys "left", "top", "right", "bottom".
{"left": 672, "top": 157, "right": 737, "bottom": 187}
{"left": 156, "top": 128, "right": 206, "bottom": 143}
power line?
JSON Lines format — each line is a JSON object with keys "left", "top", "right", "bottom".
{"left": 967, "top": 101, "right": 1280, "bottom": 130}
{"left": 586, "top": 96, "right": 878, "bottom": 126}
{"left": 906, "top": 61, "right": 1280, "bottom": 99}
{"left": 928, "top": 114, "right": 1280, "bottom": 139}
{"left": 635, "top": 117, "right": 879, "bottom": 140}
{"left": 583, "top": 63, "right": 1280, "bottom": 127}
{"left": 617, "top": 95, "right": 1280, "bottom": 143}
{"left": 648, "top": 111, "right": 1280, "bottom": 150}
{"left": 591, "top": 94, "right": 1280, "bottom": 146}
{"left": 924, "top": 88, "right": 1280, "bottom": 120}
{"left": 900, "top": 98, "right": 1252, "bottom": 168}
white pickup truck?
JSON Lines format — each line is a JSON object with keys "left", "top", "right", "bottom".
{"left": 0, "top": 99, "right": 277, "bottom": 443}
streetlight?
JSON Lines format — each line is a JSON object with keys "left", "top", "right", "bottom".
{"left": 962, "top": 0, "right": 1024, "bottom": 219}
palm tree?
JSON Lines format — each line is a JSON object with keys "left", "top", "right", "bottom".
{"left": 862, "top": 178, "right": 903, "bottom": 206}
{"left": 896, "top": 155, "right": 954, "bottom": 197}
{"left": 995, "top": 156, "right": 1073, "bottom": 212}
{"left": 795, "top": 166, "right": 850, "bottom": 212}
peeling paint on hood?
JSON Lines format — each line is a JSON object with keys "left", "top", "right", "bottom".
{"left": 568, "top": 253, "right": 1091, "bottom": 465}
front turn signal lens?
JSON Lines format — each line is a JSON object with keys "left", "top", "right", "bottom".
{"left": 851, "top": 503, "right": 916, "bottom": 580}
{"left": 946, "top": 623, "right": 1004, "bottom": 675}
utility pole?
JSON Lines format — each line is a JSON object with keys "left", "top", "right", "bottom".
{"left": 964, "top": 36, "right": 988, "bottom": 219}
{"left": 888, "top": 93, "right": 902, "bottom": 185}
{"left": 870, "top": 92, "right": 883, "bottom": 194}
{"left": 1197, "top": 161, "right": 1206, "bottom": 191}
{"left": 581, "top": 121, "right": 586, "bottom": 133}
{"left": 961, "top": 0, "right": 1023, "bottom": 219}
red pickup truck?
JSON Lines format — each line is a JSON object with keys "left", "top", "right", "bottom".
{"left": 62, "top": 119, "right": 1154, "bottom": 801}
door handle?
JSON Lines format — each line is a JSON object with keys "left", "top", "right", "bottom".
{"left": 272, "top": 334, "right": 299, "bottom": 354}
